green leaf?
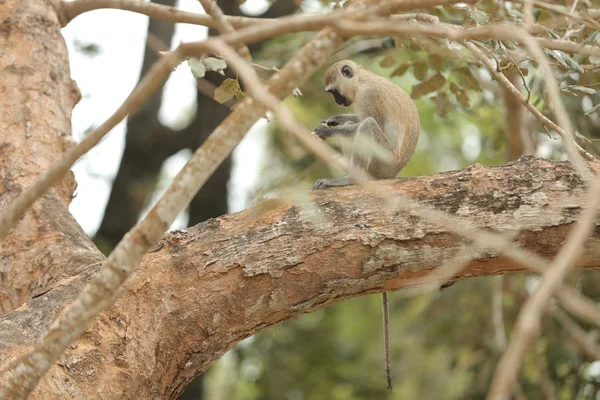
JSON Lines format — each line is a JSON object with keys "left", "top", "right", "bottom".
{"left": 188, "top": 57, "right": 206, "bottom": 78}
{"left": 547, "top": 31, "right": 560, "bottom": 40}
{"left": 391, "top": 63, "right": 410, "bottom": 77}
{"left": 562, "top": 85, "right": 596, "bottom": 95}
{"left": 435, "top": 92, "right": 451, "bottom": 118}
{"left": 202, "top": 57, "right": 227, "bottom": 75}
{"left": 563, "top": 55, "right": 584, "bottom": 73}
{"left": 450, "top": 82, "right": 470, "bottom": 108}
{"left": 214, "top": 78, "right": 241, "bottom": 104}
{"left": 582, "top": 31, "right": 600, "bottom": 46}
{"left": 413, "top": 60, "right": 429, "bottom": 81}
{"left": 411, "top": 74, "right": 446, "bottom": 99}
{"left": 470, "top": 9, "right": 489, "bottom": 25}
{"left": 379, "top": 55, "right": 397, "bottom": 68}
{"left": 546, "top": 50, "right": 584, "bottom": 73}
{"left": 585, "top": 103, "right": 600, "bottom": 116}
{"left": 428, "top": 54, "right": 445, "bottom": 71}
{"left": 457, "top": 67, "right": 480, "bottom": 91}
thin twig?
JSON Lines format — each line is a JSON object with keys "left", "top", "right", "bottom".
{"left": 556, "top": 286, "right": 600, "bottom": 327}
{"left": 60, "top": 0, "right": 600, "bottom": 58}
{"left": 510, "top": 0, "right": 600, "bottom": 30}
{"left": 492, "top": 276, "right": 508, "bottom": 351}
{"left": 518, "top": 23, "right": 589, "bottom": 179}
{"left": 554, "top": 307, "right": 600, "bottom": 361}
{"left": 532, "top": 343, "right": 557, "bottom": 400}
{"left": 341, "top": 20, "right": 600, "bottom": 57}
{"left": 61, "top": 0, "right": 258, "bottom": 28}
{"left": 197, "top": 0, "right": 252, "bottom": 61}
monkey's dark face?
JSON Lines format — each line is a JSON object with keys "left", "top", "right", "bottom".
{"left": 327, "top": 88, "right": 351, "bottom": 107}
{"left": 324, "top": 60, "right": 359, "bottom": 107}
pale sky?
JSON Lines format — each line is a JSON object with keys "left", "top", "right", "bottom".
{"left": 62, "top": 0, "right": 271, "bottom": 235}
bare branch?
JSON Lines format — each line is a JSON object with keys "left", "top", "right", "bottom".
{"left": 61, "top": 1, "right": 600, "bottom": 58}
{"left": 517, "top": 20, "right": 588, "bottom": 178}
{"left": 532, "top": 344, "right": 557, "bottom": 400}
{"left": 556, "top": 286, "right": 600, "bottom": 328}
{"left": 510, "top": 0, "right": 600, "bottom": 31}
{"left": 197, "top": 0, "right": 252, "bottom": 61}
{"left": 331, "top": 20, "right": 600, "bottom": 58}
{"left": 61, "top": 0, "right": 258, "bottom": 28}
{"left": 492, "top": 276, "right": 508, "bottom": 350}
{"left": 554, "top": 308, "right": 600, "bottom": 361}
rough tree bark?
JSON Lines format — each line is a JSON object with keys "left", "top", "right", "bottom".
{"left": 0, "top": 0, "right": 104, "bottom": 315}
{"left": 1, "top": 156, "right": 600, "bottom": 399}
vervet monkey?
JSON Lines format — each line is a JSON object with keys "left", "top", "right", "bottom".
{"left": 311, "top": 59, "right": 420, "bottom": 189}
{"left": 312, "top": 60, "right": 421, "bottom": 391}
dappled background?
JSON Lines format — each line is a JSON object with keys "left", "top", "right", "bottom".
{"left": 63, "top": 0, "right": 600, "bottom": 398}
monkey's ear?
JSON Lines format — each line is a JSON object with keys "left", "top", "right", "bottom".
{"left": 341, "top": 65, "right": 353, "bottom": 78}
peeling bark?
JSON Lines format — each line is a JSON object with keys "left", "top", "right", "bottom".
{"left": 0, "top": 0, "right": 104, "bottom": 315}
{"left": 0, "top": 157, "right": 598, "bottom": 399}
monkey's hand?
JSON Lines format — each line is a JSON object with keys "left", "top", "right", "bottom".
{"left": 313, "top": 122, "right": 335, "bottom": 139}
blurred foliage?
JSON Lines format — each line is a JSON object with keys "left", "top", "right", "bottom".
{"left": 203, "top": 0, "right": 600, "bottom": 399}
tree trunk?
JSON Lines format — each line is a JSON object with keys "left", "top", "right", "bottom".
{"left": 0, "top": 0, "right": 104, "bottom": 315}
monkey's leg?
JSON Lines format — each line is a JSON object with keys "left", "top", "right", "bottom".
{"left": 313, "top": 118, "right": 392, "bottom": 189}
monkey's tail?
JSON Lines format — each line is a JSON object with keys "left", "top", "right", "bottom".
{"left": 382, "top": 292, "right": 393, "bottom": 391}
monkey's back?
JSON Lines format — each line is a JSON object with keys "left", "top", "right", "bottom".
{"left": 354, "top": 72, "right": 421, "bottom": 170}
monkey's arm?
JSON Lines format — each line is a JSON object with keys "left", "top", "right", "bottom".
{"left": 323, "top": 114, "right": 360, "bottom": 125}
{"left": 314, "top": 121, "right": 358, "bottom": 139}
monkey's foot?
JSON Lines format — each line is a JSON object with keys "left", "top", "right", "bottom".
{"left": 313, "top": 177, "right": 355, "bottom": 189}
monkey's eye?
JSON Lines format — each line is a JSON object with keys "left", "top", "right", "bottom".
{"left": 341, "top": 65, "right": 353, "bottom": 78}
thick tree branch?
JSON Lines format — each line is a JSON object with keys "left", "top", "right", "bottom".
{"left": 1, "top": 157, "right": 600, "bottom": 398}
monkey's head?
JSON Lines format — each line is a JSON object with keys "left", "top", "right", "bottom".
{"left": 324, "top": 60, "right": 360, "bottom": 107}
